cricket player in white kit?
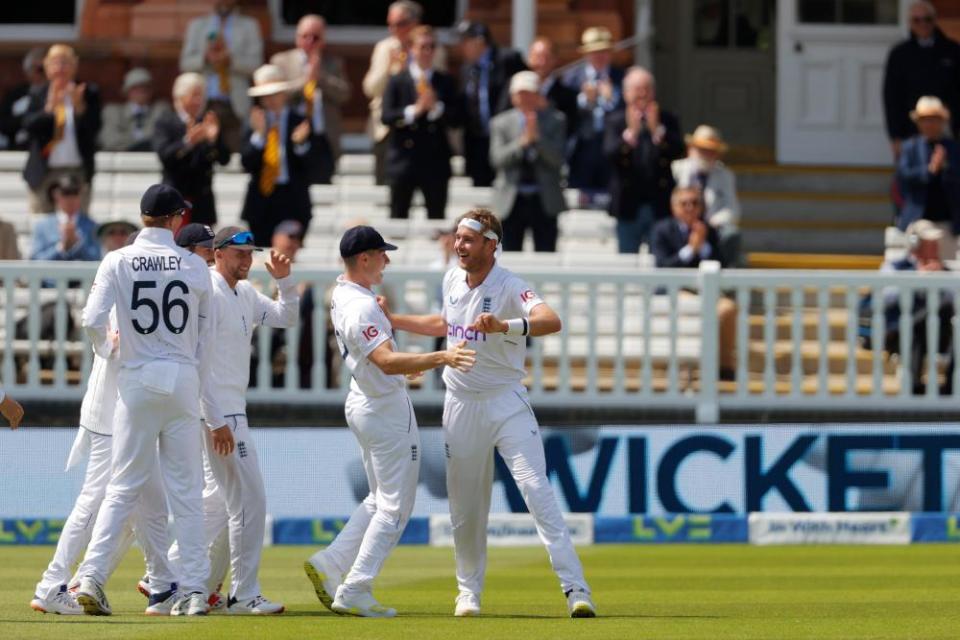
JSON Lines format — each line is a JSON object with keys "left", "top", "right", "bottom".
{"left": 76, "top": 184, "right": 229, "bottom": 617}
{"left": 385, "top": 209, "right": 596, "bottom": 618}
{"left": 304, "top": 225, "right": 475, "bottom": 617}
{"left": 32, "top": 310, "right": 182, "bottom": 616}
{"left": 199, "top": 225, "right": 298, "bottom": 615}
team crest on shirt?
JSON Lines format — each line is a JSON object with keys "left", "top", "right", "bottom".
{"left": 482, "top": 296, "right": 491, "bottom": 313}
{"left": 361, "top": 326, "right": 380, "bottom": 341}
{"left": 520, "top": 289, "right": 537, "bottom": 302}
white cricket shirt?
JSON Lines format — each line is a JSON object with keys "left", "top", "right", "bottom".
{"left": 208, "top": 269, "right": 299, "bottom": 416}
{"left": 81, "top": 226, "right": 225, "bottom": 428}
{"left": 441, "top": 263, "right": 545, "bottom": 392}
{"left": 79, "top": 311, "right": 119, "bottom": 436}
{"left": 330, "top": 276, "right": 405, "bottom": 397}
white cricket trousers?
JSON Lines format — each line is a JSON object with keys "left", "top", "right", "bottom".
{"left": 200, "top": 414, "right": 267, "bottom": 602}
{"left": 35, "top": 430, "right": 176, "bottom": 599}
{"left": 168, "top": 442, "right": 231, "bottom": 596}
{"left": 79, "top": 363, "right": 209, "bottom": 595}
{"left": 334, "top": 389, "right": 420, "bottom": 595}
{"left": 443, "top": 384, "right": 590, "bottom": 597}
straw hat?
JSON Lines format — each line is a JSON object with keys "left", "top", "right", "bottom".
{"left": 685, "top": 125, "right": 728, "bottom": 153}
{"left": 906, "top": 219, "right": 945, "bottom": 243}
{"left": 247, "top": 64, "right": 296, "bottom": 97}
{"left": 578, "top": 27, "right": 614, "bottom": 54}
{"left": 509, "top": 70, "right": 540, "bottom": 95}
{"left": 910, "top": 96, "right": 950, "bottom": 121}
{"left": 122, "top": 67, "right": 152, "bottom": 93}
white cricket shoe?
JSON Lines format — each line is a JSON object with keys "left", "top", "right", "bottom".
{"left": 76, "top": 577, "right": 112, "bottom": 616}
{"left": 331, "top": 587, "right": 397, "bottom": 618}
{"left": 303, "top": 553, "right": 341, "bottom": 611}
{"left": 454, "top": 592, "right": 481, "bottom": 617}
{"left": 227, "top": 594, "right": 285, "bottom": 615}
{"left": 171, "top": 591, "right": 208, "bottom": 616}
{"left": 30, "top": 585, "right": 82, "bottom": 615}
{"left": 144, "top": 584, "right": 179, "bottom": 616}
{"left": 566, "top": 589, "right": 596, "bottom": 618}
{"left": 136, "top": 575, "right": 150, "bottom": 598}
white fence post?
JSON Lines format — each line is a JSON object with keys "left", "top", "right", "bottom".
{"left": 697, "top": 261, "right": 721, "bottom": 423}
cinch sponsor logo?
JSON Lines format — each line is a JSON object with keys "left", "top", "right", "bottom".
{"left": 447, "top": 323, "right": 487, "bottom": 342}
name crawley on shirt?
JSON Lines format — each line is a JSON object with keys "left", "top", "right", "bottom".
{"left": 130, "top": 255, "right": 183, "bottom": 272}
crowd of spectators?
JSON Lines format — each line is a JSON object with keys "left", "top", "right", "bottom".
{"left": 7, "top": 0, "right": 960, "bottom": 388}
{"left": 0, "top": 0, "right": 749, "bottom": 264}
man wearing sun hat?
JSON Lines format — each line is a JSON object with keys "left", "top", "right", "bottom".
{"left": 99, "top": 68, "right": 169, "bottom": 152}
{"left": 563, "top": 26, "right": 625, "bottom": 196}
{"left": 672, "top": 124, "right": 742, "bottom": 265}
{"left": 239, "top": 64, "right": 314, "bottom": 247}
{"left": 896, "top": 95, "right": 960, "bottom": 260}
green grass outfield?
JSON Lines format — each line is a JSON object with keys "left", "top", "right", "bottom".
{"left": 2, "top": 544, "right": 958, "bottom": 639}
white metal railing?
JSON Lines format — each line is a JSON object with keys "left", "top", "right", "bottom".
{"left": 1, "top": 260, "right": 958, "bottom": 422}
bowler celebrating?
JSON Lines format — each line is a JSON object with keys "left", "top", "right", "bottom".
{"left": 384, "top": 209, "right": 596, "bottom": 618}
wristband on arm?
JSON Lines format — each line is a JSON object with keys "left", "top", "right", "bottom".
{"left": 504, "top": 318, "right": 529, "bottom": 336}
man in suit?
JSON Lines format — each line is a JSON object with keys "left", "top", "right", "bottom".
{"left": 0, "top": 47, "right": 46, "bottom": 151}
{"left": 883, "top": 1, "right": 960, "bottom": 157}
{"left": 896, "top": 96, "right": 960, "bottom": 261}
{"left": 240, "top": 65, "right": 313, "bottom": 246}
{"left": 364, "top": 1, "right": 447, "bottom": 186}
{"left": 563, "top": 27, "right": 625, "bottom": 197}
{"left": 99, "top": 68, "right": 170, "bottom": 152}
{"left": 651, "top": 186, "right": 735, "bottom": 379}
{"left": 180, "top": 0, "right": 263, "bottom": 153}
{"left": 526, "top": 37, "right": 578, "bottom": 139}
{"left": 153, "top": 72, "right": 230, "bottom": 227}
{"left": 22, "top": 44, "right": 101, "bottom": 214}
{"left": 30, "top": 174, "right": 100, "bottom": 262}
{"left": 271, "top": 13, "right": 349, "bottom": 183}
{"left": 382, "top": 26, "right": 459, "bottom": 220}
{"left": 604, "top": 66, "right": 684, "bottom": 254}
{"left": 458, "top": 20, "right": 527, "bottom": 187}
{"left": 490, "top": 71, "right": 566, "bottom": 252}
{"left": 672, "top": 125, "right": 742, "bottom": 266}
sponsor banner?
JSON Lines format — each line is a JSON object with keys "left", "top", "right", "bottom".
{"left": 594, "top": 514, "right": 748, "bottom": 543}
{"left": 910, "top": 513, "right": 960, "bottom": 543}
{"left": 4, "top": 424, "right": 960, "bottom": 518}
{"left": 273, "top": 517, "right": 430, "bottom": 546}
{"left": 749, "top": 512, "right": 911, "bottom": 545}
{"left": 429, "top": 513, "right": 593, "bottom": 547}
{"left": 0, "top": 519, "right": 65, "bottom": 545}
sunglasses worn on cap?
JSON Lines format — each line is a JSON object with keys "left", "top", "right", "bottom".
{"left": 216, "top": 231, "right": 256, "bottom": 249}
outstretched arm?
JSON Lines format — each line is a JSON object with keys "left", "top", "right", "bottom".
{"left": 378, "top": 295, "right": 448, "bottom": 337}
{"left": 367, "top": 340, "right": 474, "bottom": 376}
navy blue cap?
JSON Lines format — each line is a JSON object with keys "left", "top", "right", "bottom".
{"left": 339, "top": 225, "right": 398, "bottom": 258}
{"left": 176, "top": 223, "right": 215, "bottom": 248}
{"left": 140, "top": 184, "right": 190, "bottom": 218}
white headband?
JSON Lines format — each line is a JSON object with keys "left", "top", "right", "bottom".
{"left": 458, "top": 218, "right": 499, "bottom": 243}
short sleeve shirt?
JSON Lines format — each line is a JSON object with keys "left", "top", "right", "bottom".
{"left": 441, "top": 264, "right": 544, "bottom": 392}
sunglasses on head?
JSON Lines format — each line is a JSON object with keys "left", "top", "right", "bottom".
{"left": 216, "top": 230, "right": 255, "bottom": 249}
